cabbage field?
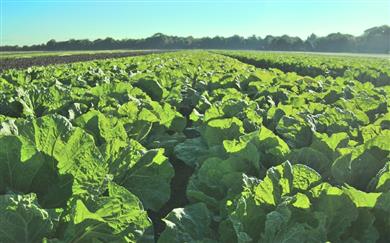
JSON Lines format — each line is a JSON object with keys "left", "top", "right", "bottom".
{"left": 0, "top": 51, "right": 389, "bottom": 243}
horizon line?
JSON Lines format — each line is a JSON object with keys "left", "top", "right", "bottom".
{"left": 2, "top": 24, "right": 388, "bottom": 47}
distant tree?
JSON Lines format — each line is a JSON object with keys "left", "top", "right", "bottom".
{"left": 268, "top": 35, "right": 304, "bottom": 51}
{"left": 246, "top": 35, "right": 261, "bottom": 50}
{"left": 46, "top": 39, "right": 57, "bottom": 50}
{"left": 261, "top": 35, "right": 275, "bottom": 50}
{"left": 315, "top": 33, "right": 356, "bottom": 52}
{"left": 357, "top": 25, "right": 390, "bottom": 53}
{"left": 305, "top": 33, "right": 318, "bottom": 51}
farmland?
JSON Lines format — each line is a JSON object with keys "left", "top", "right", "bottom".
{"left": 0, "top": 50, "right": 168, "bottom": 72}
{"left": 0, "top": 51, "right": 389, "bottom": 242}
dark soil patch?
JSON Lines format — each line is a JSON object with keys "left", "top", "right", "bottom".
{"left": 148, "top": 156, "right": 194, "bottom": 241}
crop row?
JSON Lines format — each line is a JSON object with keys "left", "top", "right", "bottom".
{"left": 0, "top": 50, "right": 168, "bottom": 72}
{"left": 217, "top": 51, "right": 390, "bottom": 87}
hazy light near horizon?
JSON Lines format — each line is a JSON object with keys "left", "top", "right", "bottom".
{"left": 1, "top": 0, "right": 389, "bottom": 45}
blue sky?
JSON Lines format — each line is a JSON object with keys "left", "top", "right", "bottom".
{"left": 1, "top": 0, "right": 389, "bottom": 45}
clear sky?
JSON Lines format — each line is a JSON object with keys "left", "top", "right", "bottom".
{"left": 1, "top": 0, "right": 389, "bottom": 46}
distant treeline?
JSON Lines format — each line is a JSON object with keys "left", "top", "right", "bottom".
{"left": 1, "top": 25, "right": 389, "bottom": 53}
